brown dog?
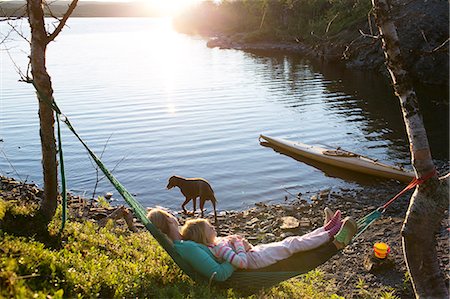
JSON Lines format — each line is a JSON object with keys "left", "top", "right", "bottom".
{"left": 166, "top": 175, "right": 218, "bottom": 223}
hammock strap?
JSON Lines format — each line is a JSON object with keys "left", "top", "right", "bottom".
{"left": 380, "top": 169, "right": 436, "bottom": 212}
{"left": 353, "top": 209, "right": 382, "bottom": 239}
{"left": 56, "top": 114, "right": 67, "bottom": 231}
{"left": 353, "top": 169, "right": 436, "bottom": 239}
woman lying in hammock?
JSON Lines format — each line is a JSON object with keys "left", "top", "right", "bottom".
{"left": 147, "top": 208, "right": 356, "bottom": 281}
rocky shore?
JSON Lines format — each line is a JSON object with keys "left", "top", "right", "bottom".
{"left": 204, "top": 0, "right": 448, "bottom": 86}
{"left": 1, "top": 176, "right": 448, "bottom": 298}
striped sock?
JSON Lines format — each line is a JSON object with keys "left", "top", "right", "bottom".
{"left": 324, "top": 210, "right": 341, "bottom": 231}
{"left": 327, "top": 221, "right": 342, "bottom": 237}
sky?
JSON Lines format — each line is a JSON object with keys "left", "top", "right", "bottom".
{"left": 145, "top": 0, "right": 205, "bottom": 15}
{"left": 83, "top": 0, "right": 204, "bottom": 15}
{"left": 1, "top": 0, "right": 206, "bottom": 16}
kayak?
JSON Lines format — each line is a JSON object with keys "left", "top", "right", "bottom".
{"left": 259, "top": 134, "right": 415, "bottom": 183}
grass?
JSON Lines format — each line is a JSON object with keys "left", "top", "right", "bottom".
{"left": 0, "top": 199, "right": 402, "bottom": 298}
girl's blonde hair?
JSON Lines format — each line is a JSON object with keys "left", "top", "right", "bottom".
{"left": 147, "top": 208, "right": 174, "bottom": 235}
{"left": 181, "top": 219, "right": 210, "bottom": 245}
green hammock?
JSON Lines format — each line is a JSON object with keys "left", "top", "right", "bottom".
{"left": 38, "top": 88, "right": 384, "bottom": 293}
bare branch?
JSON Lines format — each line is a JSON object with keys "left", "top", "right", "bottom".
{"left": 47, "top": 0, "right": 78, "bottom": 43}
{"left": 92, "top": 134, "right": 114, "bottom": 200}
{"left": 0, "top": 26, "right": 14, "bottom": 45}
{"left": 359, "top": 29, "right": 380, "bottom": 39}
{"left": 419, "top": 29, "right": 430, "bottom": 46}
{"left": 0, "top": 149, "right": 23, "bottom": 181}
{"left": 367, "top": 8, "right": 375, "bottom": 36}
{"left": 430, "top": 37, "right": 449, "bottom": 53}
{"left": 7, "top": 22, "right": 30, "bottom": 44}
{"left": 43, "top": 0, "right": 65, "bottom": 33}
{"left": 326, "top": 13, "right": 339, "bottom": 34}
{"left": 5, "top": 47, "right": 32, "bottom": 83}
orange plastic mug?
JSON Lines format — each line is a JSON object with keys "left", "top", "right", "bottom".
{"left": 373, "top": 242, "right": 390, "bottom": 259}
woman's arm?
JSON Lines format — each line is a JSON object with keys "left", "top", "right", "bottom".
{"left": 175, "top": 241, "right": 235, "bottom": 281}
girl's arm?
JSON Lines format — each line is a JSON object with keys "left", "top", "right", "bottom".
{"left": 175, "top": 241, "right": 234, "bottom": 281}
{"left": 241, "top": 238, "right": 253, "bottom": 251}
{"left": 211, "top": 240, "right": 248, "bottom": 269}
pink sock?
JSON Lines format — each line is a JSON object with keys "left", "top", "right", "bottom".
{"left": 324, "top": 210, "right": 341, "bottom": 230}
{"left": 327, "top": 221, "right": 342, "bottom": 237}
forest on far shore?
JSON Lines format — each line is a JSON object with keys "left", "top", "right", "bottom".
{"left": 172, "top": 0, "right": 449, "bottom": 86}
{"left": 173, "top": 0, "right": 372, "bottom": 41}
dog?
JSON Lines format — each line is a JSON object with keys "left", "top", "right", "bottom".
{"left": 166, "top": 175, "right": 218, "bottom": 223}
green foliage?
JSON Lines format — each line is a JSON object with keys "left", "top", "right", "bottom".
{"left": 174, "top": 0, "right": 372, "bottom": 43}
{"left": 0, "top": 198, "right": 6, "bottom": 220}
{"left": 354, "top": 276, "right": 400, "bottom": 299}
{"left": 263, "top": 269, "right": 342, "bottom": 298}
{"left": 5, "top": 199, "right": 39, "bottom": 216}
{"left": 97, "top": 196, "right": 110, "bottom": 208}
{"left": 380, "top": 290, "right": 400, "bottom": 299}
{"left": 0, "top": 200, "right": 401, "bottom": 298}
{"left": 0, "top": 222, "right": 214, "bottom": 298}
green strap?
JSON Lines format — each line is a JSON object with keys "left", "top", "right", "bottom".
{"left": 354, "top": 209, "right": 382, "bottom": 239}
{"left": 56, "top": 114, "right": 67, "bottom": 231}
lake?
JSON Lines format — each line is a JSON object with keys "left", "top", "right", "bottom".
{"left": 0, "top": 18, "right": 448, "bottom": 212}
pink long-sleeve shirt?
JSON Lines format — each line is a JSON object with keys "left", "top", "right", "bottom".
{"left": 208, "top": 237, "right": 248, "bottom": 269}
{"left": 209, "top": 227, "right": 331, "bottom": 269}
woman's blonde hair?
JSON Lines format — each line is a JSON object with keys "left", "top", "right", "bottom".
{"left": 147, "top": 208, "right": 174, "bottom": 235}
{"left": 181, "top": 219, "right": 210, "bottom": 245}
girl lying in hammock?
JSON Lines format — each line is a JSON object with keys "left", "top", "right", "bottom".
{"left": 147, "top": 208, "right": 356, "bottom": 280}
{"left": 180, "top": 209, "right": 356, "bottom": 269}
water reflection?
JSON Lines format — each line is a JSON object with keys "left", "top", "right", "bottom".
{"left": 1, "top": 18, "right": 448, "bottom": 211}
{"left": 245, "top": 50, "right": 448, "bottom": 166}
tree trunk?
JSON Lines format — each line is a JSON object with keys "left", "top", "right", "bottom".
{"left": 372, "top": 0, "right": 449, "bottom": 297}
{"left": 27, "top": 0, "right": 58, "bottom": 222}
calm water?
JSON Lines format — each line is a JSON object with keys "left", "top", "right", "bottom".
{"left": 0, "top": 18, "right": 448, "bottom": 212}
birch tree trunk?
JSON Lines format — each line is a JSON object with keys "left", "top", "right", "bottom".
{"left": 27, "top": 0, "right": 58, "bottom": 222}
{"left": 26, "top": 0, "right": 78, "bottom": 223}
{"left": 372, "top": 0, "right": 449, "bottom": 297}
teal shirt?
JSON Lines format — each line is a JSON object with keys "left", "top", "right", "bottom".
{"left": 174, "top": 240, "right": 235, "bottom": 281}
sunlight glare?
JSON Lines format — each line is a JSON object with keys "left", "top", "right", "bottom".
{"left": 166, "top": 102, "right": 177, "bottom": 115}
{"left": 142, "top": 0, "right": 202, "bottom": 16}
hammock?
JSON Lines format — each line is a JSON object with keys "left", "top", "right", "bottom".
{"left": 35, "top": 87, "right": 431, "bottom": 293}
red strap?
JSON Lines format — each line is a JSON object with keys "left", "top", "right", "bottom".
{"left": 381, "top": 169, "right": 437, "bottom": 210}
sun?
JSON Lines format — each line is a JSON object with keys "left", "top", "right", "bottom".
{"left": 141, "top": 0, "right": 202, "bottom": 16}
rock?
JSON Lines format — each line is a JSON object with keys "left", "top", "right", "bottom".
{"left": 280, "top": 216, "right": 300, "bottom": 229}
{"left": 319, "top": 190, "right": 331, "bottom": 200}
{"left": 246, "top": 217, "right": 259, "bottom": 226}
{"left": 264, "top": 233, "right": 276, "bottom": 242}
{"left": 299, "top": 218, "right": 311, "bottom": 228}
{"left": 364, "top": 254, "right": 395, "bottom": 272}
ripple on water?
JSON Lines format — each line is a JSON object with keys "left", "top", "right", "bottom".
{"left": 1, "top": 18, "right": 447, "bottom": 211}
